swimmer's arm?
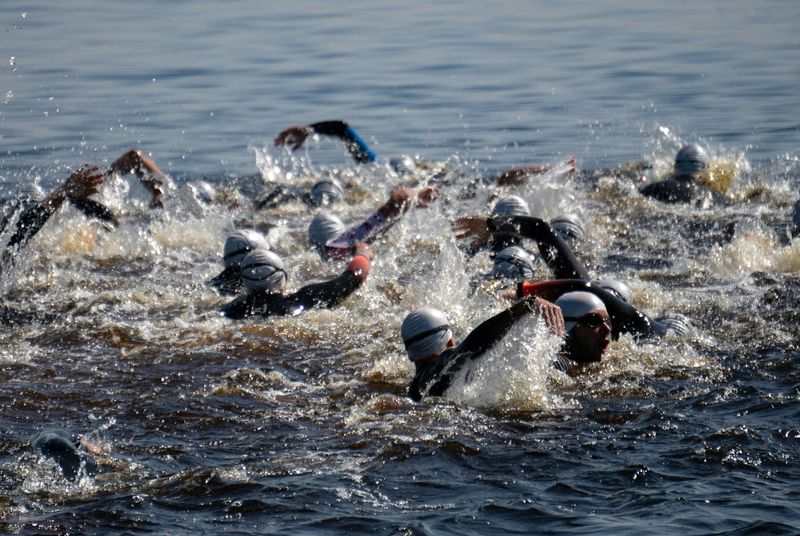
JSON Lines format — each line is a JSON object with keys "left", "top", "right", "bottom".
{"left": 506, "top": 216, "right": 590, "bottom": 280}
{"left": 451, "top": 215, "right": 492, "bottom": 249}
{"left": 495, "top": 157, "right": 577, "bottom": 186}
{"left": 289, "top": 246, "right": 372, "bottom": 309}
{"left": 108, "top": 148, "right": 165, "bottom": 207}
{"left": 275, "top": 120, "right": 376, "bottom": 163}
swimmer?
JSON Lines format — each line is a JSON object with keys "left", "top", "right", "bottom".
{"left": 30, "top": 429, "right": 107, "bottom": 481}
{"left": 256, "top": 177, "right": 346, "bottom": 211}
{"left": 308, "top": 186, "right": 440, "bottom": 261}
{"left": 221, "top": 243, "right": 373, "bottom": 319}
{"left": 207, "top": 229, "right": 270, "bottom": 295}
{"left": 640, "top": 144, "right": 715, "bottom": 205}
{"left": 107, "top": 148, "right": 166, "bottom": 207}
{"left": 493, "top": 156, "right": 578, "bottom": 186}
{"left": 401, "top": 297, "right": 565, "bottom": 401}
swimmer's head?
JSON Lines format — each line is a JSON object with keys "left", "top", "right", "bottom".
{"left": 594, "top": 279, "right": 632, "bottom": 304}
{"left": 310, "top": 178, "right": 344, "bottom": 207}
{"left": 223, "top": 230, "right": 270, "bottom": 268}
{"left": 192, "top": 180, "right": 216, "bottom": 205}
{"left": 389, "top": 155, "right": 417, "bottom": 175}
{"left": 655, "top": 313, "right": 694, "bottom": 338}
{"left": 556, "top": 291, "right": 611, "bottom": 363}
{"left": 308, "top": 211, "right": 346, "bottom": 254}
{"left": 401, "top": 307, "right": 454, "bottom": 363}
{"left": 491, "top": 246, "right": 538, "bottom": 281}
{"left": 491, "top": 195, "right": 531, "bottom": 219}
{"left": 240, "top": 249, "right": 287, "bottom": 294}
{"left": 674, "top": 144, "right": 709, "bottom": 179}
{"left": 551, "top": 213, "right": 585, "bottom": 243}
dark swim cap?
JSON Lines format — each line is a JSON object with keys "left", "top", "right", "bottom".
{"left": 674, "top": 144, "right": 709, "bottom": 178}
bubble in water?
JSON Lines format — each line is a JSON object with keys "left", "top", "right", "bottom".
{"left": 9, "top": 56, "right": 16, "bottom": 71}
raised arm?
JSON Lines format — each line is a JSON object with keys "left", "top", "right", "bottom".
{"left": 289, "top": 243, "right": 372, "bottom": 309}
{"left": 108, "top": 148, "right": 165, "bottom": 207}
{"left": 494, "top": 157, "right": 577, "bottom": 186}
{"left": 503, "top": 215, "right": 590, "bottom": 279}
{"left": 274, "top": 120, "right": 376, "bottom": 163}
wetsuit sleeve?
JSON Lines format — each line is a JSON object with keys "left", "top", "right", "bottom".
{"left": 457, "top": 296, "right": 540, "bottom": 357}
{"left": 69, "top": 198, "right": 119, "bottom": 227}
{"left": 324, "top": 210, "right": 396, "bottom": 260}
{"left": 2, "top": 202, "right": 53, "bottom": 264}
{"left": 287, "top": 255, "right": 370, "bottom": 310}
{"left": 221, "top": 295, "right": 252, "bottom": 320}
{"left": 309, "top": 121, "right": 377, "bottom": 163}
{"left": 517, "top": 279, "right": 656, "bottom": 339}
{"left": 507, "top": 216, "right": 590, "bottom": 279}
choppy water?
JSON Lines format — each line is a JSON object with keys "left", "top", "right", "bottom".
{"left": 1, "top": 1, "right": 800, "bottom": 534}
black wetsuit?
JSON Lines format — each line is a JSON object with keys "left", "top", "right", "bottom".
{"left": 207, "top": 265, "right": 244, "bottom": 296}
{"left": 409, "top": 297, "right": 539, "bottom": 401}
{"left": 30, "top": 429, "right": 96, "bottom": 481}
{"left": 499, "top": 216, "right": 590, "bottom": 280}
{"left": 639, "top": 176, "right": 716, "bottom": 205}
{"left": 255, "top": 185, "right": 317, "bottom": 211}
{"left": 307, "top": 120, "right": 376, "bottom": 164}
{"left": 222, "top": 259, "right": 368, "bottom": 320}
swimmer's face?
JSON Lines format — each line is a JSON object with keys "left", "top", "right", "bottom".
{"left": 567, "top": 310, "right": 611, "bottom": 362}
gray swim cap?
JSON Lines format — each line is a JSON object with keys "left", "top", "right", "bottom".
{"left": 310, "top": 179, "right": 344, "bottom": 207}
{"left": 240, "top": 249, "right": 287, "bottom": 293}
{"left": 655, "top": 313, "right": 693, "bottom": 338}
{"left": 192, "top": 180, "right": 216, "bottom": 204}
{"left": 594, "top": 279, "right": 632, "bottom": 304}
{"left": 492, "top": 246, "right": 538, "bottom": 280}
{"left": 674, "top": 144, "right": 709, "bottom": 178}
{"left": 492, "top": 195, "right": 530, "bottom": 218}
{"left": 551, "top": 213, "right": 585, "bottom": 242}
{"left": 555, "top": 291, "right": 607, "bottom": 332}
{"left": 389, "top": 155, "right": 416, "bottom": 175}
{"left": 308, "top": 211, "right": 346, "bottom": 251}
{"left": 223, "top": 230, "right": 270, "bottom": 268}
{"left": 401, "top": 307, "right": 453, "bottom": 362}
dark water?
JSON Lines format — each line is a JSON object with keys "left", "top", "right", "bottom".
{"left": 1, "top": 1, "right": 800, "bottom": 534}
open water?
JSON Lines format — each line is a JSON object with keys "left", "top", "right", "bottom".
{"left": 1, "top": 1, "right": 799, "bottom": 534}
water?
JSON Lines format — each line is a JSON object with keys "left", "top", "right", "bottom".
{"left": 1, "top": 1, "right": 800, "bottom": 534}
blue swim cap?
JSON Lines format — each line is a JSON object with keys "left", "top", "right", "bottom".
{"left": 223, "top": 230, "right": 270, "bottom": 268}
{"left": 674, "top": 144, "right": 709, "bottom": 178}
{"left": 492, "top": 196, "right": 530, "bottom": 218}
{"left": 310, "top": 179, "right": 344, "bottom": 207}
{"left": 401, "top": 307, "right": 453, "bottom": 362}
{"left": 491, "top": 246, "right": 538, "bottom": 281}
{"left": 240, "top": 249, "right": 287, "bottom": 293}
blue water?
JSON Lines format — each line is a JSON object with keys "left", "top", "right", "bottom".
{"left": 1, "top": 1, "right": 800, "bottom": 534}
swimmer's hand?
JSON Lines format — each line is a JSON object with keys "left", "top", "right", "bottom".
{"left": 63, "top": 164, "right": 105, "bottom": 201}
{"left": 274, "top": 125, "right": 312, "bottom": 151}
{"left": 451, "top": 215, "right": 491, "bottom": 248}
{"left": 531, "top": 296, "right": 565, "bottom": 337}
{"left": 415, "top": 186, "right": 441, "bottom": 208}
{"left": 495, "top": 157, "right": 577, "bottom": 186}
{"left": 80, "top": 438, "right": 110, "bottom": 456}
{"left": 108, "top": 149, "right": 165, "bottom": 208}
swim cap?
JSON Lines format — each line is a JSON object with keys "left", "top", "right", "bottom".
{"left": 240, "top": 249, "right": 287, "bottom": 293}
{"left": 491, "top": 246, "right": 538, "bottom": 280}
{"left": 389, "top": 155, "right": 417, "bottom": 175}
{"left": 674, "top": 144, "right": 709, "bottom": 178}
{"left": 308, "top": 211, "right": 346, "bottom": 252}
{"left": 555, "top": 291, "right": 607, "bottom": 332}
{"left": 192, "top": 180, "right": 216, "bottom": 204}
{"left": 594, "top": 279, "right": 632, "bottom": 304}
{"left": 309, "top": 178, "right": 344, "bottom": 207}
{"left": 401, "top": 307, "right": 453, "bottom": 362}
{"left": 551, "top": 213, "right": 585, "bottom": 242}
{"left": 223, "top": 230, "right": 270, "bottom": 268}
{"left": 655, "top": 313, "right": 693, "bottom": 338}
{"left": 492, "top": 195, "right": 531, "bottom": 218}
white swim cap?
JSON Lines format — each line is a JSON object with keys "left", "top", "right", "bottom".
{"left": 655, "top": 313, "right": 693, "bottom": 338}
{"left": 192, "top": 180, "right": 216, "bottom": 204}
{"left": 223, "top": 230, "right": 270, "bottom": 268}
{"left": 594, "top": 279, "right": 632, "bottom": 304}
{"left": 389, "top": 155, "right": 417, "bottom": 175}
{"left": 308, "top": 211, "right": 346, "bottom": 251}
{"left": 555, "top": 291, "right": 607, "bottom": 332}
{"left": 310, "top": 179, "right": 344, "bottom": 207}
{"left": 240, "top": 249, "right": 287, "bottom": 294}
{"left": 551, "top": 213, "right": 585, "bottom": 243}
{"left": 491, "top": 246, "right": 538, "bottom": 280}
{"left": 674, "top": 144, "right": 709, "bottom": 178}
{"left": 492, "top": 195, "right": 530, "bottom": 218}
{"left": 401, "top": 307, "right": 453, "bottom": 362}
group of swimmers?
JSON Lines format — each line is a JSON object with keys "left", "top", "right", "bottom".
{"left": 5, "top": 120, "right": 797, "bottom": 480}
